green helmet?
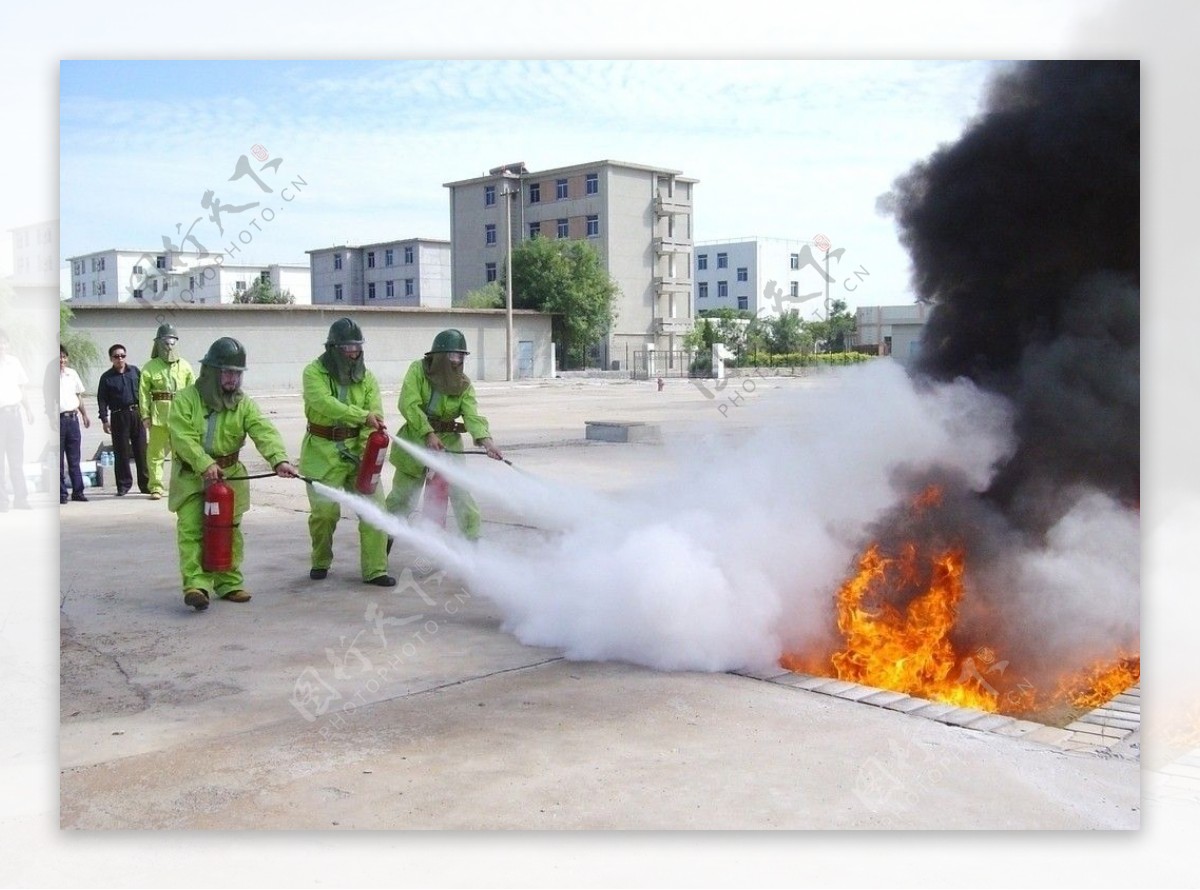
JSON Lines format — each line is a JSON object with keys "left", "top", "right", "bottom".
{"left": 155, "top": 323, "right": 179, "bottom": 340}
{"left": 201, "top": 337, "right": 247, "bottom": 371}
{"left": 429, "top": 328, "right": 469, "bottom": 355}
{"left": 326, "top": 317, "right": 364, "bottom": 347}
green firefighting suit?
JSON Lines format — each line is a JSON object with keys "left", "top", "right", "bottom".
{"left": 139, "top": 353, "right": 195, "bottom": 496}
{"left": 167, "top": 384, "right": 290, "bottom": 600}
{"left": 300, "top": 358, "right": 389, "bottom": 580}
{"left": 385, "top": 358, "right": 491, "bottom": 539}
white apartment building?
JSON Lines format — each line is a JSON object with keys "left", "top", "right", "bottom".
{"left": 445, "top": 160, "right": 697, "bottom": 369}
{"left": 694, "top": 237, "right": 838, "bottom": 320}
{"left": 306, "top": 239, "right": 451, "bottom": 308}
{"left": 65, "top": 248, "right": 312, "bottom": 305}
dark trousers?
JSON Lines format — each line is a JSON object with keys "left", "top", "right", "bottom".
{"left": 0, "top": 405, "right": 28, "bottom": 507}
{"left": 59, "top": 411, "right": 84, "bottom": 500}
{"left": 110, "top": 406, "right": 149, "bottom": 493}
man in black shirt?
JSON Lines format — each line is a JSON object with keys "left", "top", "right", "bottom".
{"left": 97, "top": 343, "right": 149, "bottom": 496}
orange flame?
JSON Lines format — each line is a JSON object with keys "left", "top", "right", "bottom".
{"left": 781, "top": 485, "right": 1139, "bottom": 719}
{"left": 1055, "top": 655, "right": 1140, "bottom": 710}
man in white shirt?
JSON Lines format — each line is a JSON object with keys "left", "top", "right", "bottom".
{"left": 58, "top": 344, "right": 92, "bottom": 504}
{"left": 0, "top": 330, "right": 35, "bottom": 511}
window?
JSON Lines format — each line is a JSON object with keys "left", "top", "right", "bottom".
{"left": 132, "top": 264, "right": 143, "bottom": 275}
{"left": 132, "top": 289, "right": 143, "bottom": 299}
{"left": 260, "top": 270, "right": 271, "bottom": 283}
{"left": 156, "top": 255, "right": 166, "bottom": 269}
{"left": 485, "top": 185, "right": 496, "bottom": 206}
{"left": 73, "top": 261, "right": 83, "bottom": 275}
{"left": 97, "top": 281, "right": 107, "bottom": 296}
{"left": 368, "top": 282, "right": 376, "bottom": 299}
{"left": 790, "top": 253, "right": 800, "bottom": 270}
{"left": 151, "top": 279, "right": 159, "bottom": 294}
{"left": 385, "top": 248, "right": 394, "bottom": 266}
{"left": 404, "top": 245, "right": 414, "bottom": 264}
{"left": 486, "top": 262, "right": 497, "bottom": 282}
{"left": 405, "top": 279, "right": 414, "bottom": 297}
{"left": 717, "top": 252, "right": 728, "bottom": 269}
{"left": 235, "top": 280, "right": 247, "bottom": 293}
{"left": 367, "top": 251, "right": 376, "bottom": 268}
{"left": 586, "top": 215, "right": 599, "bottom": 237}
{"left": 98, "top": 257, "right": 106, "bottom": 271}
{"left": 698, "top": 282, "right": 709, "bottom": 299}
{"left": 556, "top": 178, "right": 568, "bottom": 200}
{"left": 386, "top": 280, "right": 395, "bottom": 298}
{"left": 718, "top": 281, "right": 728, "bottom": 297}
{"left": 334, "top": 283, "right": 343, "bottom": 301}
{"left": 556, "top": 218, "right": 568, "bottom": 239}
{"left": 697, "top": 254, "right": 708, "bottom": 271}
{"left": 485, "top": 224, "right": 497, "bottom": 246}
{"left": 334, "top": 253, "right": 343, "bottom": 270}
{"left": 586, "top": 173, "right": 598, "bottom": 195}
{"left": 188, "top": 276, "right": 195, "bottom": 289}
{"left": 529, "top": 182, "right": 540, "bottom": 203}
{"left": 528, "top": 221, "right": 541, "bottom": 239}
{"left": 737, "top": 296, "right": 748, "bottom": 310}
{"left": 737, "top": 267, "right": 748, "bottom": 282}
{"left": 789, "top": 281, "right": 799, "bottom": 297}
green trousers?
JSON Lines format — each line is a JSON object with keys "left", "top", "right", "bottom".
{"left": 385, "top": 465, "right": 481, "bottom": 540}
{"left": 307, "top": 460, "right": 390, "bottom": 580}
{"left": 176, "top": 492, "right": 245, "bottom": 599}
{"left": 147, "top": 423, "right": 170, "bottom": 495}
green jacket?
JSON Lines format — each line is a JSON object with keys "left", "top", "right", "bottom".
{"left": 138, "top": 357, "right": 195, "bottom": 426}
{"left": 166, "top": 385, "right": 290, "bottom": 516}
{"left": 389, "top": 359, "right": 490, "bottom": 477}
{"left": 299, "top": 358, "right": 383, "bottom": 479}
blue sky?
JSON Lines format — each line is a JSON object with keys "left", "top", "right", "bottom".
{"left": 58, "top": 59, "right": 1000, "bottom": 309}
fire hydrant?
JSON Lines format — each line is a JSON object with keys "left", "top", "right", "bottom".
{"left": 656, "top": 377, "right": 664, "bottom": 392}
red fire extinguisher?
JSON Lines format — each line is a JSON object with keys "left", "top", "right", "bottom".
{"left": 202, "top": 479, "right": 236, "bottom": 572}
{"left": 420, "top": 469, "right": 450, "bottom": 528}
{"left": 356, "top": 429, "right": 389, "bottom": 495}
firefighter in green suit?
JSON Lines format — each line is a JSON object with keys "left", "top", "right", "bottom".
{"left": 385, "top": 329, "right": 504, "bottom": 540}
{"left": 301, "top": 318, "right": 395, "bottom": 587}
{"left": 168, "top": 337, "right": 298, "bottom": 611}
{"left": 138, "top": 323, "right": 195, "bottom": 500}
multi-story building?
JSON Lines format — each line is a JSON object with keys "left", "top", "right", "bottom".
{"left": 306, "top": 239, "right": 451, "bottom": 307}
{"left": 445, "top": 160, "right": 697, "bottom": 370}
{"left": 65, "top": 248, "right": 312, "bottom": 305}
{"left": 693, "top": 237, "right": 836, "bottom": 320}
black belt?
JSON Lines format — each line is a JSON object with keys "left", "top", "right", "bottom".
{"left": 60, "top": 411, "right": 78, "bottom": 418}
{"left": 110, "top": 404, "right": 138, "bottom": 412}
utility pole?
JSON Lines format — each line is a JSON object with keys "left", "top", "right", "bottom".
{"left": 500, "top": 175, "right": 520, "bottom": 382}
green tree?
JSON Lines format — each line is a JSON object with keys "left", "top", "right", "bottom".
{"left": 808, "top": 299, "right": 857, "bottom": 352}
{"left": 508, "top": 237, "right": 618, "bottom": 368}
{"left": 233, "top": 279, "right": 295, "bottom": 304}
{"left": 463, "top": 281, "right": 504, "bottom": 309}
{"left": 59, "top": 302, "right": 101, "bottom": 382}
{"left": 765, "top": 309, "right": 813, "bottom": 355}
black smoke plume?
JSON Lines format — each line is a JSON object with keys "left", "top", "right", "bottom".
{"left": 881, "top": 61, "right": 1140, "bottom": 537}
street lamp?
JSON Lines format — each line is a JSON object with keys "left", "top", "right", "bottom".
{"left": 498, "top": 172, "right": 522, "bottom": 381}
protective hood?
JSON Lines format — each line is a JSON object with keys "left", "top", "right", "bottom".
{"left": 196, "top": 364, "right": 244, "bottom": 412}
{"left": 423, "top": 352, "right": 469, "bottom": 397}
{"left": 151, "top": 339, "right": 180, "bottom": 363}
{"left": 319, "top": 346, "right": 365, "bottom": 385}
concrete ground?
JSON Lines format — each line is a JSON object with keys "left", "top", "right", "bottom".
{"left": 50, "top": 372, "right": 1146, "bottom": 835}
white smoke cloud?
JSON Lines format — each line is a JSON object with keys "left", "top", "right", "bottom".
{"left": 324, "top": 361, "right": 1039, "bottom": 674}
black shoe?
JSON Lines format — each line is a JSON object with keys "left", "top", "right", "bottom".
{"left": 309, "top": 568, "right": 328, "bottom": 580}
{"left": 71, "top": 494, "right": 88, "bottom": 502}
{"left": 365, "top": 574, "right": 397, "bottom": 587}
{"left": 60, "top": 497, "right": 68, "bottom": 505}
{"left": 116, "top": 488, "right": 129, "bottom": 496}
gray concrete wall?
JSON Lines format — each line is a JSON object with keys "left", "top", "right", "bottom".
{"left": 66, "top": 303, "right": 553, "bottom": 393}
